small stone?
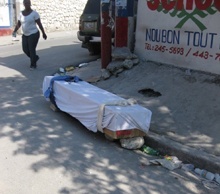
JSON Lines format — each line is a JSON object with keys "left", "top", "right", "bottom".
{"left": 120, "top": 137, "right": 145, "bottom": 150}
{"left": 123, "top": 59, "right": 133, "bottom": 69}
{"left": 107, "top": 61, "right": 124, "bottom": 74}
{"left": 132, "top": 58, "right": 140, "bottom": 65}
{"left": 113, "top": 68, "right": 124, "bottom": 76}
{"left": 132, "top": 54, "right": 138, "bottom": 59}
{"left": 101, "top": 69, "right": 111, "bottom": 80}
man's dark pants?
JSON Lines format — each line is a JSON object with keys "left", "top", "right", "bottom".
{"left": 22, "top": 31, "right": 40, "bottom": 67}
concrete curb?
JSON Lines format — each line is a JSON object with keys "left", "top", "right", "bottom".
{"left": 144, "top": 132, "right": 220, "bottom": 173}
{"left": 67, "top": 60, "right": 220, "bottom": 174}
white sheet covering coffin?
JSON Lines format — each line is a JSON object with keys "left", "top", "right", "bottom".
{"left": 43, "top": 76, "right": 152, "bottom": 133}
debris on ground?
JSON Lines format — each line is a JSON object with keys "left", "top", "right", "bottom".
{"left": 65, "top": 66, "right": 75, "bottom": 72}
{"left": 79, "top": 63, "right": 88, "bottom": 68}
{"left": 140, "top": 145, "right": 160, "bottom": 156}
{"left": 107, "top": 47, "right": 140, "bottom": 77}
{"left": 149, "top": 156, "right": 182, "bottom": 170}
{"left": 181, "top": 163, "right": 194, "bottom": 171}
{"left": 215, "top": 174, "right": 220, "bottom": 184}
{"left": 120, "top": 137, "right": 145, "bottom": 150}
{"left": 194, "top": 168, "right": 215, "bottom": 181}
{"left": 202, "top": 180, "right": 220, "bottom": 190}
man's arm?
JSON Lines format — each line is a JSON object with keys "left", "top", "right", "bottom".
{"left": 36, "top": 18, "right": 47, "bottom": 40}
{"left": 13, "top": 20, "right": 21, "bottom": 36}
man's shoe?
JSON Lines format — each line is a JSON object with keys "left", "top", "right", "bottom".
{"left": 30, "top": 56, "right": 39, "bottom": 70}
{"left": 36, "top": 55, "right": 39, "bottom": 63}
{"left": 30, "top": 64, "right": 37, "bottom": 70}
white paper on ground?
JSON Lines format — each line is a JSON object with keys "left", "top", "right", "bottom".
{"left": 150, "top": 158, "right": 182, "bottom": 171}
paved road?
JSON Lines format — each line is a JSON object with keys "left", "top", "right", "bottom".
{"left": 0, "top": 31, "right": 218, "bottom": 194}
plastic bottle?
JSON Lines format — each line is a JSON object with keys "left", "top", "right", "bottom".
{"left": 12, "top": 32, "right": 16, "bottom": 38}
{"left": 215, "top": 173, "right": 220, "bottom": 184}
{"left": 141, "top": 145, "right": 160, "bottom": 156}
{"left": 181, "top": 163, "right": 194, "bottom": 171}
{"left": 194, "top": 168, "right": 215, "bottom": 181}
{"left": 12, "top": 32, "right": 17, "bottom": 41}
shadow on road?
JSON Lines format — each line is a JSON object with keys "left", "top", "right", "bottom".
{"left": 0, "top": 43, "right": 215, "bottom": 194}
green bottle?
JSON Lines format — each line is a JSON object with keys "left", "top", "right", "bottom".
{"left": 141, "top": 145, "right": 160, "bottom": 156}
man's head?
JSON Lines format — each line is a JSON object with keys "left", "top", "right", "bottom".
{"left": 23, "top": 0, "right": 31, "bottom": 9}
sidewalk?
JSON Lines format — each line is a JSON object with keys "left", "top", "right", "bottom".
{"left": 0, "top": 34, "right": 21, "bottom": 46}
{"left": 68, "top": 58, "right": 220, "bottom": 174}
{"left": 0, "top": 31, "right": 75, "bottom": 46}
{"left": 1, "top": 32, "right": 219, "bottom": 174}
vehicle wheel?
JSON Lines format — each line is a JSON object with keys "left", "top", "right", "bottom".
{"left": 88, "top": 43, "right": 101, "bottom": 55}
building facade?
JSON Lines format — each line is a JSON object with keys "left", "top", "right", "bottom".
{"left": 0, "top": 0, "right": 87, "bottom": 36}
{"left": 135, "top": 0, "right": 220, "bottom": 75}
{"left": 0, "top": 0, "right": 16, "bottom": 35}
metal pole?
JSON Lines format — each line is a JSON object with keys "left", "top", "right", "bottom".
{"left": 15, "top": 0, "right": 21, "bottom": 34}
{"left": 101, "top": 0, "right": 112, "bottom": 69}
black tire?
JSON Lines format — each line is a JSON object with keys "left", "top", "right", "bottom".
{"left": 88, "top": 43, "right": 101, "bottom": 55}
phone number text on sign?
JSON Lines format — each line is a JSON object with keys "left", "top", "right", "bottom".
{"left": 145, "top": 43, "right": 184, "bottom": 55}
{"left": 145, "top": 43, "right": 220, "bottom": 61}
{"left": 191, "top": 50, "right": 220, "bottom": 61}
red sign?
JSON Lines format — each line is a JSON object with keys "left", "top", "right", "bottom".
{"left": 147, "top": 0, "right": 220, "bottom": 11}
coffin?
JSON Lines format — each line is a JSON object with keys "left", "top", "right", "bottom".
{"left": 42, "top": 76, "right": 152, "bottom": 139}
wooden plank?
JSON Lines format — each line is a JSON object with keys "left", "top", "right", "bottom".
{"left": 103, "top": 128, "right": 146, "bottom": 140}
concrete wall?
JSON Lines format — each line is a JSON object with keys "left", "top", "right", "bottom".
{"left": 0, "top": 0, "right": 15, "bottom": 35}
{"left": 135, "top": 0, "right": 220, "bottom": 75}
{"left": 17, "top": 0, "right": 87, "bottom": 32}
